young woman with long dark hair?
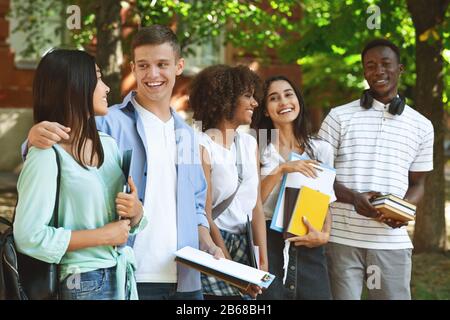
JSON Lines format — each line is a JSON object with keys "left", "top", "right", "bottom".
{"left": 251, "top": 76, "right": 335, "bottom": 300}
{"left": 13, "top": 49, "right": 146, "bottom": 300}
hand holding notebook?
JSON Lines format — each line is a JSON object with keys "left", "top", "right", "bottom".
{"left": 283, "top": 186, "right": 330, "bottom": 239}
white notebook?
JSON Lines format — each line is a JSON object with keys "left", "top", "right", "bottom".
{"left": 174, "top": 246, "right": 275, "bottom": 289}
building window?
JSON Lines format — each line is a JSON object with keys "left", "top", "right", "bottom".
{"left": 8, "top": 0, "right": 65, "bottom": 69}
{"left": 183, "top": 34, "right": 225, "bottom": 76}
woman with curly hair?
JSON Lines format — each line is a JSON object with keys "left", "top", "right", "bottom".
{"left": 189, "top": 64, "right": 268, "bottom": 300}
{"left": 251, "top": 76, "right": 334, "bottom": 300}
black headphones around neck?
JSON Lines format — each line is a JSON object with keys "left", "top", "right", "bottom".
{"left": 360, "top": 89, "right": 405, "bottom": 115}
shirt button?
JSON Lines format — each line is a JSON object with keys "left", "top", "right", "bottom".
{"left": 290, "top": 266, "right": 295, "bottom": 271}
{"left": 144, "top": 172, "right": 147, "bottom": 177}
{"left": 289, "top": 285, "right": 295, "bottom": 290}
{"left": 139, "top": 198, "right": 143, "bottom": 202}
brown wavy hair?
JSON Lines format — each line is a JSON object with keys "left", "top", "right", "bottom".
{"left": 189, "top": 64, "right": 262, "bottom": 131}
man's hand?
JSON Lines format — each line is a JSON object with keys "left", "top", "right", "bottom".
{"left": 287, "top": 217, "right": 329, "bottom": 248}
{"left": 353, "top": 191, "right": 382, "bottom": 218}
{"left": 28, "top": 121, "right": 71, "bottom": 149}
{"left": 378, "top": 215, "right": 409, "bottom": 229}
{"left": 115, "top": 176, "right": 143, "bottom": 227}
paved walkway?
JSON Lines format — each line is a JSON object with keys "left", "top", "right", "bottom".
{"left": 0, "top": 172, "right": 18, "bottom": 220}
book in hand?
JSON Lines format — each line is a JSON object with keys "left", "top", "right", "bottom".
{"left": 121, "top": 149, "right": 132, "bottom": 193}
{"left": 370, "top": 194, "right": 416, "bottom": 222}
{"left": 245, "top": 215, "right": 258, "bottom": 269}
{"left": 270, "top": 152, "right": 336, "bottom": 233}
{"left": 283, "top": 186, "right": 330, "bottom": 238}
{"left": 174, "top": 246, "right": 275, "bottom": 290}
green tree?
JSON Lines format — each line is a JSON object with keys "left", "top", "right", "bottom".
{"left": 407, "top": 0, "right": 449, "bottom": 252}
{"left": 10, "top": 0, "right": 449, "bottom": 251}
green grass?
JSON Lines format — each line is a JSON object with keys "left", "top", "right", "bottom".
{"left": 2, "top": 191, "right": 449, "bottom": 300}
{"left": 411, "top": 252, "right": 450, "bottom": 299}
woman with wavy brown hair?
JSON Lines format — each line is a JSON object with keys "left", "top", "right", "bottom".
{"left": 190, "top": 64, "right": 268, "bottom": 300}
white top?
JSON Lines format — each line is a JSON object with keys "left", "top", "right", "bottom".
{"left": 260, "top": 139, "right": 336, "bottom": 220}
{"left": 132, "top": 98, "right": 178, "bottom": 283}
{"left": 318, "top": 98, "right": 434, "bottom": 250}
{"left": 199, "top": 131, "right": 259, "bottom": 234}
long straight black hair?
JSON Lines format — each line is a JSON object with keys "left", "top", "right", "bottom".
{"left": 33, "top": 49, "right": 104, "bottom": 169}
{"left": 251, "top": 75, "right": 315, "bottom": 159}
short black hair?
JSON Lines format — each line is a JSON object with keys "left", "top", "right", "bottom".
{"left": 361, "top": 38, "right": 401, "bottom": 64}
{"left": 132, "top": 25, "right": 181, "bottom": 60}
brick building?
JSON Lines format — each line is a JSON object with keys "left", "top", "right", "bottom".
{"left": 0, "top": 0, "right": 302, "bottom": 173}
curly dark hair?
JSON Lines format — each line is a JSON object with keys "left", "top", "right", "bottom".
{"left": 189, "top": 64, "right": 262, "bottom": 131}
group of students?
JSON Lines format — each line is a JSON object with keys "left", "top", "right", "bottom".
{"left": 13, "top": 24, "right": 434, "bottom": 300}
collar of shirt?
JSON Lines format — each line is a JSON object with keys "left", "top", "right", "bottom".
{"left": 371, "top": 95, "right": 400, "bottom": 112}
{"left": 131, "top": 96, "right": 174, "bottom": 130}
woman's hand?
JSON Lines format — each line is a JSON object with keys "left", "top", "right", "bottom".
{"left": 100, "top": 219, "right": 131, "bottom": 246}
{"left": 259, "top": 259, "right": 268, "bottom": 273}
{"left": 280, "top": 160, "right": 319, "bottom": 178}
{"left": 287, "top": 217, "right": 329, "bottom": 248}
{"left": 115, "top": 176, "right": 143, "bottom": 227}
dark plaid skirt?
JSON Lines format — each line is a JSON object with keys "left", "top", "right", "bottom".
{"left": 201, "top": 228, "right": 251, "bottom": 297}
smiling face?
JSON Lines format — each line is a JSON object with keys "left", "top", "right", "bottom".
{"left": 92, "top": 65, "right": 110, "bottom": 116}
{"left": 232, "top": 90, "right": 259, "bottom": 125}
{"left": 265, "top": 80, "right": 300, "bottom": 126}
{"left": 131, "top": 42, "right": 184, "bottom": 109}
{"left": 363, "top": 46, "right": 403, "bottom": 104}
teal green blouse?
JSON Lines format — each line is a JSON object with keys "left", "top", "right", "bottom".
{"left": 14, "top": 132, "right": 147, "bottom": 300}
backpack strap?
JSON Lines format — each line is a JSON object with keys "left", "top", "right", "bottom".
{"left": 211, "top": 133, "right": 243, "bottom": 220}
{"left": 0, "top": 217, "right": 12, "bottom": 228}
{"left": 51, "top": 146, "right": 61, "bottom": 228}
{"left": 11, "top": 146, "right": 61, "bottom": 228}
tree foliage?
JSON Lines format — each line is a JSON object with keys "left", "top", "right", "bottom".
{"left": 11, "top": 0, "right": 448, "bottom": 111}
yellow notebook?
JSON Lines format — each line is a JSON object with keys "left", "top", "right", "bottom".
{"left": 287, "top": 186, "right": 330, "bottom": 236}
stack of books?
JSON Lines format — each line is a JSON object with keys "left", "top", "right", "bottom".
{"left": 283, "top": 186, "right": 330, "bottom": 238}
{"left": 370, "top": 194, "right": 416, "bottom": 222}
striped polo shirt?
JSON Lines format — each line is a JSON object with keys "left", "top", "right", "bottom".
{"left": 318, "top": 98, "right": 434, "bottom": 250}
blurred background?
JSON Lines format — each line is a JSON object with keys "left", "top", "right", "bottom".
{"left": 0, "top": 0, "right": 448, "bottom": 299}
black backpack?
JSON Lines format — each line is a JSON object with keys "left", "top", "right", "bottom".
{"left": 0, "top": 217, "right": 28, "bottom": 299}
{"left": 0, "top": 146, "right": 61, "bottom": 300}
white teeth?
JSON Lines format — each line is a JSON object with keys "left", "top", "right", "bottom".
{"left": 145, "top": 82, "right": 163, "bottom": 87}
{"left": 376, "top": 80, "right": 387, "bottom": 84}
{"left": 247, "top": 110, "right": 253, "bottom": 115}
{"left": 279, "top": 108, "right": 292, "bottom": 114}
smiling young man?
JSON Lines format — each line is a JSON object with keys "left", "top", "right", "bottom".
{"left": 318, "top": 39, "right": 434, "bottom": 300}
{"left": 25, "top": 25, "right": 223, "bottom": 300}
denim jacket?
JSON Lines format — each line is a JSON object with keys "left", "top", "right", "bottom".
{"left": 96, "top": 91, "right": 208, "bottom": 292}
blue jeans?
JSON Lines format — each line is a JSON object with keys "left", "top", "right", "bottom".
{"left": 59, "top": 267, "right": 119, "bottom": 300}
{"left": 137, "top": 283, "right": 203, "bottom": 300}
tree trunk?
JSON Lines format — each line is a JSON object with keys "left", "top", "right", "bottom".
{"left": 407, "top": 0, "right": 449, "bottom": 252}
{"left": 95, "top": 0, "right": 123, "bottom": 105}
